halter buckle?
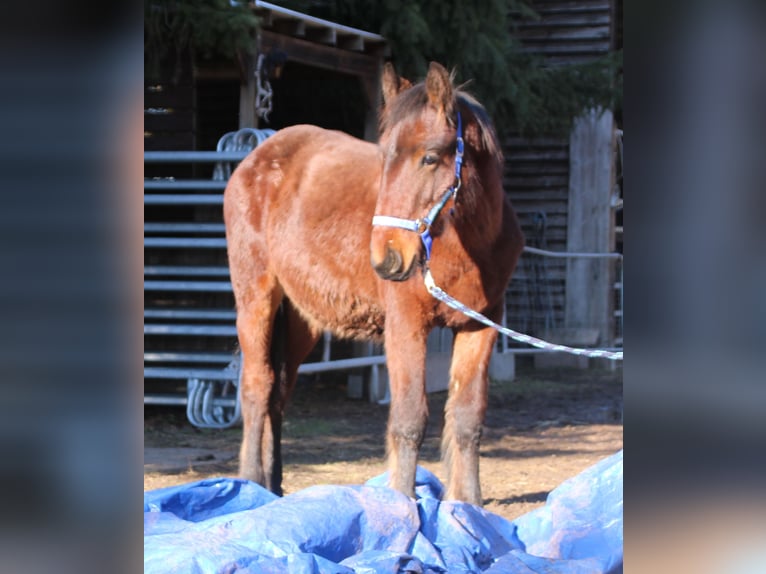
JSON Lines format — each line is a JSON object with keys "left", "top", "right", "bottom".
{"left": 452, "top": 176, "right": 461, "bottom": 197}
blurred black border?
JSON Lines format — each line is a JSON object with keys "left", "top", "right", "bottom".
{"left": 0, "top": 0, "right": 143, "bottom": 572}
{"left": 626, "top": 0, "right": 766, "bottom": 570}
{"left": 1, "top": 0, "right": 764, "bottom": 571}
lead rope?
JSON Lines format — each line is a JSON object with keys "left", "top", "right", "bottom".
{"left": 424, "top": 269, "right": 623, "bottom": 360}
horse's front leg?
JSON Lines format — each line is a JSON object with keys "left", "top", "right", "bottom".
{"left": 442, "top": 316, "right": 500, "bottom": 505}
{"left": 383, "top": 309, "right": 429, "bottom": 498}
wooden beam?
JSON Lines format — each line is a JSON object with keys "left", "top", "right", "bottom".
{"left": 257, "top": 30, "right": 385, "bottom": 141}
{"left": 564, "top": 108, "right": 616, "bottom": 346}
{"left": 260, "top": 30, "right": 380, "bottom": 80}
{"left": 272, "top": 18, "right": 305, "bottom": 37}
{"left": 338, "top": 34, "right": 365, "bottom": 52}
{"left": 305, "top": 26, "right": 337, "bottom": 46}
{"left": 360, "top": 67, "right": 382, "bottom": 142}
{"left": 238, "top": 51, "right": 257, "bottom": 129}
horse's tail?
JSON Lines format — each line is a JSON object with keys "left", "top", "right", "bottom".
{"left": 269, "top": 299, "right": 288, "bottom": 401}
{"left": 266, "top": 299, "right": 288, "bottom": 496}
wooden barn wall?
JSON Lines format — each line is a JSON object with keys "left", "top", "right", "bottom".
{"left": 145, "top": 51, "right": 196, "bottom": 157}
{"left": 513, "top": 0, "right": 615, "bottom": 64}
{"left": 503, "top": 0, "right": 616, "bottom": 341}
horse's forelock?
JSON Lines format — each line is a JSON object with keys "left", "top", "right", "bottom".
{"left": 379, "top": 84, "right": 502, "bottom": 164}
{"left": 379, "top": 84, "right": 428, "bottom": 135}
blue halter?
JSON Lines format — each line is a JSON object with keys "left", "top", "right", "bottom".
{"left": 372, "top": 111, "right": 464, "bottom": 263}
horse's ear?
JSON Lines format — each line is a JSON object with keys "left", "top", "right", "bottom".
{"left": 381, "top": 62, "right": 411, "bottom": 107}
{"left": 425, "top": 62, "right": 453, "bottom": 117}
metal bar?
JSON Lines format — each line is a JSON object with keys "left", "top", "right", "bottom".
{"left": 145, "top": 355, "right": 388, "bottom": 380}
{"left": 500, "top": 302, "right": 509, "bottom": 353}
{"left": 144, "top": 280, "right": 232, "bottom": 292}
{"left": 144, "top": 238, "right": 227, "bottom": 248}
{"left": 144, "top": 309, "right": 236, "bottom": 320}
{"left": 144, "top": 352, "right": 234, "bottom": 363}
{"left": 297, "top": 355, "right": 386, "bottom": 374}
{"left": 144, "top": 180, "right": 227, "bottom": 191}
{"left": 144, "top": 394, "right": 189, "bottom": 406}
{"left": 144, "top": 367, "right": 238, "bottom": 380}
{"left": 144, "top": 394, "right": 237, "bottom": 407}
{"left": 144, "top": 223, "right": 226, "bottom": 233}
{"left": 144, "top": 266, "right": 230, "bottom": 276}
{"left": 144, "top": 151, "right": 249, "bottom": 163}
{"left": 523, "top": 246, "right": 623, "bottom": 260}
{"left": 144, "top": 324, "right": 238, "bottom": 336}
{"left": 144, "top": 195, "right": 223, "bottom": 205}
{"left": 253, "top": 1, "right": 386, "bottom": 42}
{"left": 321, "top": 331, "right": 331, "bottom": 362}
{"left": 619, "top": 264, "right": 624, "bottom": 342}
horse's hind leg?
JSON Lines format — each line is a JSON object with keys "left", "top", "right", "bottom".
{"left": 442, "top": 317, "right": 500, "bottom": 505}
{"left": 262, "top": 299, "right": 320, "bottom": 494}
{"left": 235, "top": 279, "right": 283, "bottom": 488}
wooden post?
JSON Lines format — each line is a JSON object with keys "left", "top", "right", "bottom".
{"left": 238, "top": 48, "right": 257, "bottom": 129}
{"left": 565, "top": 108, "right": 616, "bottom": 347}
{"left": 359, "top": 67, "right": 382, "bottom": 142}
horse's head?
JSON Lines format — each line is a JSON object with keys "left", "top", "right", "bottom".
{"left": 370, "top": 62, "right": 502, "bottom": 282}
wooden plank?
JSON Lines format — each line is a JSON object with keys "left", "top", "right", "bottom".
{"left": 239, "top": 51, "right": 257, "bottom": 129}
{"left": 505, "top": 149, "right": 568, "bottom": 161}
{"left": 502, "top": 126, "right": 573, "bottom": 340}
{"left": 260, "top": 30, "right": 381, "bottom": 80}
{"left": 338, "top": 34, "right": 365, "bottom": 52}
{"left": 525, "top": 1, "right": 610, "bottom": 15}
{"left": 505, "top": 190, "right": 569, "bottom": 202}
{"left": 144, "top": 132, "right": 195, "bottom": 151}
{"left": 144, "top": 84, "right": 195, "bottom": 109}
{"left": 305, "top": 26, "right": 337, "bottom": 46}
{"left": 514, "top": 205, "right": 569, "bottom": 216}
{"left": 564, "top": 108, "right": 615, "bottom": 345}
{"left": 518, "top": 43, "right": 611, "bottom": 54}
{"left": 272, "top": 18, "right": 306, "bottom": 37}
{"left": 515, "top": 13, "right": 610, "bottom": 27}
{"left": 504, "top": 136, "right": 568, "bottom": 148}
{"left": 507, "top": 163, "right": 569, "bottom": 175}
{"left": 518, "top": 26, "right": 611, "bottom": 41}
{"left": 504, "top": 175, "right": 570, "bottom": 189}
{"left": 144, "top": 109, "right": 195, "bottom": 132}
{"left": 511, "top": 0, "right": 613, "bottom": 66}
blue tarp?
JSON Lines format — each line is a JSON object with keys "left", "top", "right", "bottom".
{"left": 145, "top": 450, "right": 622, "bottom": 573}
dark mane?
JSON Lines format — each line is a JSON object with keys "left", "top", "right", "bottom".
{"left": 380, "top": 83, "right": 503, "bottom": 164}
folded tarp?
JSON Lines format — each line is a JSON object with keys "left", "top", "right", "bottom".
{"left": 145, "top": 450, "right": 622, "bottom": 573}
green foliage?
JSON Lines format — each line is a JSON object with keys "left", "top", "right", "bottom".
{"left": 506, "top": 50, "right": 623, "bottom": 135}
{"left": 143, "top": 0, "right": 622, "bottom": 135}
{"left": 145, "top": 0, "right": 259, "bottom": 79}
{"left": 295, "top": 0, "right": 621, "bottom": 136}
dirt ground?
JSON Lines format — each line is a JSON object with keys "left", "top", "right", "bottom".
{"left": 144, "top": 365, "right": 622, "bottom": 522}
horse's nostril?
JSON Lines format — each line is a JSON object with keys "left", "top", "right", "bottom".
{"left": 373, "top": 247, "right": 405, "bottom": 279}
{"left": 384, "top": 248, "right": 403, "bottom": 275}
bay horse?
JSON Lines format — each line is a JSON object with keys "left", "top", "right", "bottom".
{"left": 224, "top": 62, "right": 524, "bottom": 505}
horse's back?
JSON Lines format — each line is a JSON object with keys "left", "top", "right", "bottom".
{"left": 224, "top": 125, "right": 385, "bottom": 339}
{"left": 225, "top": 125, "right": 379, "bottom": 225}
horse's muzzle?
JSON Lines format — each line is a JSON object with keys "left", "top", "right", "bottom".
{"left": 371, "top": 247, "right": 416, "bottom": 281}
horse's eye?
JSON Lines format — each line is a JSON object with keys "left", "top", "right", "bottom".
{"left": 421, "top": 154, "right": 438, "bottom": 166}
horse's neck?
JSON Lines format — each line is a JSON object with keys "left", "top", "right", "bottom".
{"left": 456, "top": 171, "right": 504, "bottom": 250}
